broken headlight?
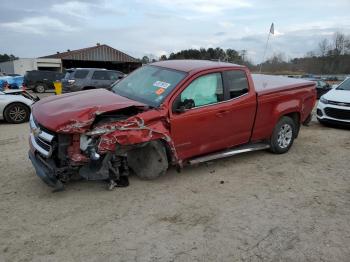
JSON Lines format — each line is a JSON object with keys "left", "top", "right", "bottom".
{"left": 80, "top": 134, "right": 100, "bottom": 160}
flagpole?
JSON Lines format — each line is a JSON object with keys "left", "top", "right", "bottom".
{"left": 259, "top": 23, "right": 274, "bottom": 73}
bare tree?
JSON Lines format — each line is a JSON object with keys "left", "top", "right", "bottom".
{"left": 333, "top": 32, "right": 346, "bottom": 56}
{"left": 318, "top": 39, "right": 330, "bottom": 56}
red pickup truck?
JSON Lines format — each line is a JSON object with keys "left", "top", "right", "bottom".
{"left": 29, "top": 60, "right": 316, "bottom": 190}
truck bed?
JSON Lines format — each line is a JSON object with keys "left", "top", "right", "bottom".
{"left": 252, "top": 74, "right": 315, "bottom": 96}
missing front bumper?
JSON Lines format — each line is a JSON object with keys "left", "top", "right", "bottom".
{"left": 28, "top": 150, "right": 64, "bottom": 191}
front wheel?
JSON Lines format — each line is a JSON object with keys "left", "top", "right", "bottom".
{"left": 4, "top": 103, "right": 30, "bottom": 124}
{"left": 269, "top": 116, "right": 296, "bottom": 154}
{"left": 34, "top": 84, "right": 46, "bottom": 93}
{"left": 127, "top": 141, "right": 168, "bottom": 180}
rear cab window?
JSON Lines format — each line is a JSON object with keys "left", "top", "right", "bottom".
{"left": 222, "top": 70, "right": 249, "bottom": 99}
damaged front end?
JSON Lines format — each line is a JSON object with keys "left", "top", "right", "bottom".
{"left": 28, "top": 106, "right": 175, "bottom": 191}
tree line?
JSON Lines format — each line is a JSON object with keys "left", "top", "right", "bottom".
{"left": 141, "top": 32, "right": 350, "bottom": 74}
{"left": 141, "top": 47, "right": 253, "bottom": 68}
{"left": 0, "top": 54, "right": 18, "bottom": 63}
{"left": 257, "top": 32, "right": 350, "bottom": 74}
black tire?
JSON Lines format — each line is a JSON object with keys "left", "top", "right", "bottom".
{"left": 317, "top": 118, "right": 326, "bottom": 126}
{"left": 83, "top": 86, "right": 96, "bottom": 90}
{"left": 34, "top": 84, "right": 46, "bottom": 93}
{"left": 127, "top": 141, "right": 168, "bottom": 180}
{"left": 269, "top": 116, "right": 296, "bottom": 154}
{"left": 4, "top": 103, "right": 30, "bottom": 124}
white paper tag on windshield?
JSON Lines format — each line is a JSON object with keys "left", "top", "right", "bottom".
{"left": 153, "top": 81, "right": 171, "bottom": 89}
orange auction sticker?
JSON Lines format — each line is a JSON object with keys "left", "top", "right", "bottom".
{"left": 155, "top": 88, "right": 165, "bottom": 95}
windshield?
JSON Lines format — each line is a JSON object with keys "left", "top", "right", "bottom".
{"left": 112, "top": 65, "right": 187, "bottom": 107}
{"left": 64, "top": 70, "right": 75, "bottom": 79}
{"left": 336, "top": 78, "right": 350, "bottom": 91}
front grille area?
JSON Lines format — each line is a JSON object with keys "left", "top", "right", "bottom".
{"left": 324, "top": 107, "right": 350, "bottom": 120}
{"left": 34, "top": 136, "right": 51, "bottom": 152}
{"left": 30, "top": 114, "right": 55, "bottom": 157}
{"left": 328, "top": 100, "right": 350, "bottom": 107}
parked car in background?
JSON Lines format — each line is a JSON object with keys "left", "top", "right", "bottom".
{"left": 0, "top": 89, "right": 38, "bottom": 123}
{"left": 309, "top": 79, "right": 332, "bottom": 99}
{"left": 317, "top": 77, "right": 350, "bottom": 126}
{"left": 23, "top": 70, "right": 65, "bottom": 93}
{"left": 7, "top": 76, "right": 24, "bottom": 89}
{"left": 7, "top": 74, "right": 21, "bottom": 77}
{"left": 0, "top": 75, "right": 23, "bottom": 90}
{"left": 301, "top": 74, "right": 318, "bottom": 79}
{"left": 0, "top": 76, "right": 11, "bottom": 91}
{"left": 0, "top": 78, "right": 7, "bottom": 91}
{"left": 325, "top": 76, "right": 339, "bottom": 81}
{"left": 61, "top": 68, "right": 125, "bottom": 93}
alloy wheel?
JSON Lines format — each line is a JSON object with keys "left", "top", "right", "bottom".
{"left": 277, "top": 124, "right": 293, "bottom": 149}
{"left": 9, "top": 105, "right": 27, "bottom": 122}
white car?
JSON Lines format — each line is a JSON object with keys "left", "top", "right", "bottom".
{"left": 0, "top": 90, "right": 38, "bottom": 124}
{"left": 317, "top": 77, "right": 350, "bottom": 126}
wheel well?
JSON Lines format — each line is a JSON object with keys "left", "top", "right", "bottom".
{"left": 284, "top": 112, "right": 300, "bottom": 138}
{"left": 83, "top": 86, "right": 96, "bottom": 90}
{"left": 159, "top": 139, "right": 173, "bottom": 164}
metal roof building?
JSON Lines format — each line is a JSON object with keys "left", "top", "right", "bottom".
{"left": 41, "top": 44, "right": 141, "bottom": 73}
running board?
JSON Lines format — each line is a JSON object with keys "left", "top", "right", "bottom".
{"left": 188, "top": 143, "right": 270, "bottom": 165}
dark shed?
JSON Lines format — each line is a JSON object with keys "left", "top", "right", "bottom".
{"left": 41, "top": 44, "right": 141, "bottom": 73}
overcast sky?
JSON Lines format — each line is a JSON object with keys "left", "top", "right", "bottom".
{"left": 0, "top": 0, "right": 349, "bottom": 63}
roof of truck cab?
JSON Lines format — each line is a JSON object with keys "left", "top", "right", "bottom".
{"left": 151, "top": 60, "right": 244, "bottom": 73}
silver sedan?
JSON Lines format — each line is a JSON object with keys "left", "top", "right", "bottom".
{"left": 0, "top": 90, "right": 38, "bottom": 124}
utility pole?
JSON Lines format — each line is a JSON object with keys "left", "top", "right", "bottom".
{"left": 259, "top": 23, "right": 275, "bottom": 73}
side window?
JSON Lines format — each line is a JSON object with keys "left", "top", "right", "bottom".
{"left": 223, "top": 70, "right": 249, "bottom": 99}
{"left": 106, "top": 71, "right": 121, "bottom": 81}
{"left": 180, "top": 73, "right": 224, "bottom": 107}
{"left": 55, "top": 73, "right": 63, "bottom": 80}
{"left": 42, "top": 72, "right": 50, "bottom": 79}
{"left": 92, "top": 71, "right": 109, "bottom": 80}
{"left": 74, "top": 70, "right": 89, "bottom": 79}
{"left": 319, "top": 81, "right": 327, "bottom": 88}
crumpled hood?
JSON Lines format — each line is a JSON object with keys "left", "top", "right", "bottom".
{"left": 323, "top": 89, "right": 350, "bottom": 103}
{"left": 32, "top": 89, "right": 146, "bottom": 132}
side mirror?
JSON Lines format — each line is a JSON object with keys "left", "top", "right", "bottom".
{"left": 118, "top": 75, "right": 124, "bottom": 79}
{"left": 176, "top": 98, "right": 195, "bottom": 113}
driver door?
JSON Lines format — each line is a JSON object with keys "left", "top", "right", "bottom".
{"left": 170, "top": 72, "right": 235, "bottom": 160}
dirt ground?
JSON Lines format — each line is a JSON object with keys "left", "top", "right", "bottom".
{"left": 0, "top": 95, "right": 349, "bottom": 261}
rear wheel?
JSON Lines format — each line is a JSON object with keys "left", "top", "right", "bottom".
{"left": 269, "top": 116, "right": 296, "bottom": 154}
{"left": 4, "top": 103, "right": 30, "bottom": 124}
{"left": 34, "top": 84, "right": 45, "bottom": 93}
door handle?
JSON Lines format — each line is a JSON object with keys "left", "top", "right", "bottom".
{"left": 216, "top": 110, "right": 229, "bottom": 117}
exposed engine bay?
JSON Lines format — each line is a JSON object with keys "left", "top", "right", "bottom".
{"left": 29, "top": 104, "right": 173, "bottom": 191}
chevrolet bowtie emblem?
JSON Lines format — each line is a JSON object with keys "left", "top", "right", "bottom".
{"left": 33, "top": 127, "right": 41, "bottom": 137}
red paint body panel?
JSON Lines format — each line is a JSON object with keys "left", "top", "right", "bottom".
{"left": 31, "top": 60, "right": 316, "bottom": 165}
{"left": 32, "top": 89, "right": 146, "bottom": 132}
{"left": 167, "top": 67, "right": 257, "bottom": 160}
